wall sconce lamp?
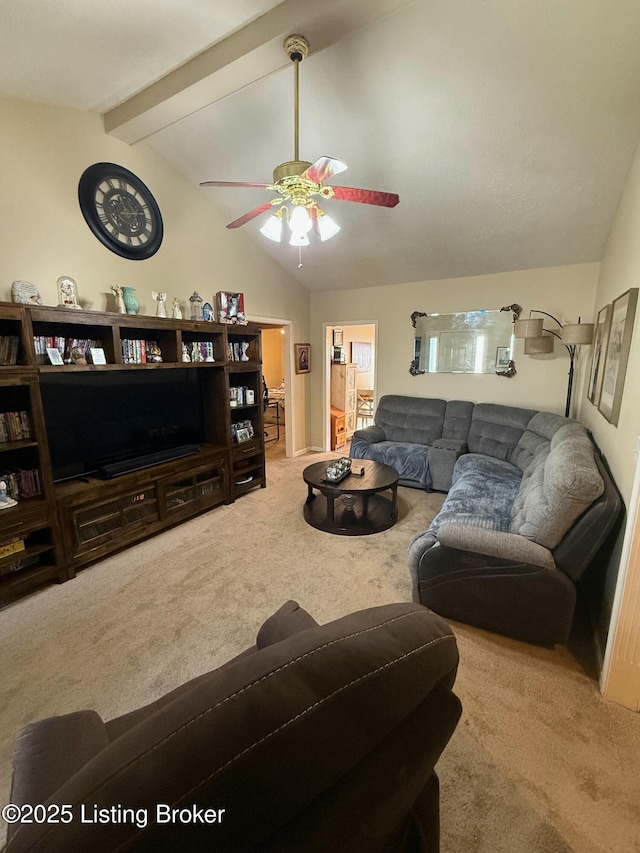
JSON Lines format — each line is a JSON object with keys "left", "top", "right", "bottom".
{"left": 514, "top": 310, "right": 594, "bottom": 417}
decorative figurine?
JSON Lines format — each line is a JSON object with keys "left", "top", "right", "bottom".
{"left": 181, "top": 343, "right": 191, "bottom": 362}
{"left": 189, "top": 291, "right": 204, "bottom": 321}
{"left": 57, "top": 276, "right": 81, "bottom": 309}
{"left": 0, "top": 479, "right": 17, "bottom": 509}
{"left": 240, "top": 341, "right": 250, "bottom": 361}
{"left": 203, "top": 302, "right": 213, "bottom": 321}
{"left": 11, "top": 280, "right": 43, "bottom": 305}
{"left": 151, "top": 290, "right": 167, "bottom": 318}
{"left": 172, "top": 298, "right": 183, "bottom": 319}
{"left": 147, "top": 343, "right": 163, "bottom": 363}
{"left": 111, "top": 285, "right": 126, "bottom": 313}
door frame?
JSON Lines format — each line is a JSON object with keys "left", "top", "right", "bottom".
{"left": 248, "top": 315, "right": 293, "bottom": 458}
{"left": 323, "top": 321, "right": 378, "bottom": 452}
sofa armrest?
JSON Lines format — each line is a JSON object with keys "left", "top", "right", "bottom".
{"left": 352, "top": 425, "right": 385, "bottom": 443}
{"left": 437, "top": 523, "right": 556, "bottom": 569}
{"left": 427, "top": 441, "right": 466, "bottom": 492}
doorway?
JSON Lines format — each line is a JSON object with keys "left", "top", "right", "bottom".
{"left": 250, "top": 317, "right": 293, "bottom": 459}
{"left": 325, "top": 323, "right": 377, "bottom": 452}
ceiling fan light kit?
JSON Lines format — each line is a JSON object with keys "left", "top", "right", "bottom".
{"left": 200, "top": 34, "right": 399, "bottom": 259}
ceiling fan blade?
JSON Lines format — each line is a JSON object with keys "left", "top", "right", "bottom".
{"left": 226, "top": 201, "right": 275, "bottom": 229}
{"left": 200, "top": 180, "right": 270, "bottom": 188}
{"left": 331, "top": 186, "right": 400, "bottom": 207}
{"left": 301, "top": 157, "right": 348, "bottom": 184}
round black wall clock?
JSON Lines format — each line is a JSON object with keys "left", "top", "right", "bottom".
{"left": 78, "top": 162, "right": 163, "bottom": 260}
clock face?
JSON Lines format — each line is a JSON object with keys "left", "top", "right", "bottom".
{"left": 78, "top": 163, "right": 163, "bottom": 260}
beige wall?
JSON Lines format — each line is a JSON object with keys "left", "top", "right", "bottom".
{"left": 310, "top": 263, "right": 600, "bottom": 449}
{"left": 577, "top": 138, "right": 640, "bottom": 661}
{"left": 0, "top": 96, "right": 310, "bottom": 451}
{"left": 578, "top": 144, "right": 640, "bottom": 507}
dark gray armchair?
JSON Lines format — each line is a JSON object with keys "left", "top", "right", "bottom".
{"left": 6, "top": 601, "right": 461, "bottom": 853}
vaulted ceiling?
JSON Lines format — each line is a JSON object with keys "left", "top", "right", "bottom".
{"left": 3, "top": 0, "right": 640, "bottom": 291}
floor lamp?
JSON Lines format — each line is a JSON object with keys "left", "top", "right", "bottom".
{"left": 514, "top": 310, "right": 594, "bottom": 418}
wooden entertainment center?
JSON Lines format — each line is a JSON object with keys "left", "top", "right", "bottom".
{"left": 0, "top": 301, "right": 265, "bottom": 603}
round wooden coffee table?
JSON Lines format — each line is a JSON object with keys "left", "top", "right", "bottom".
{"left": 303, "top": 459, "right": 398, "bottom": 535}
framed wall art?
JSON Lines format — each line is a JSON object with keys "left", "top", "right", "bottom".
{"left": 333, "top": 329, "right": 344, "bottom": 346}
{"left": 587, "top": 303, "right": 612, "bottom": 405}
{"left": 295, "top": 343, "right": 311, "bottom": 374}
{"left": 598, "top": 288, "right": 638, "bottom": 426}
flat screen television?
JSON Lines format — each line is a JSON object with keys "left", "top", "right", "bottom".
{"left": 40, "top": 369, "right": 207, "bottom": 482}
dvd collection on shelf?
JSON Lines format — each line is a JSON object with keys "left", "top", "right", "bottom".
{"left": 0, "top": 334, "right": 20, "bottom": 365}
{"left": 0, "top": 410, "right": 32, "bottom": 443}
{"left": 121, "top": 339, "right": 162, "bottom": 364}
{"left": 33, "top": 336, "right": 102, "bottom": 365}
{"left": 0, "top": 467, "right": 41, "bottom": 500}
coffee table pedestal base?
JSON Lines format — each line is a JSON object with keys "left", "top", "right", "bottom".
{"left": 304, "top": 490, "right": 397, "bottom": 536}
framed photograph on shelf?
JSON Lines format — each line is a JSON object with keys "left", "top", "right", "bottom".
{"left": 598, "top": 288, "right": 638, "bottom": 426}
{"left": 351, "top": 341, "right": 372, "bottom": 372}
{"left": 333, "top": 329, "right": 344, "bottom": 347}
{"left": 587, "top": 304, "right": 612, "bottom": 405}
{"left": 89, "top": 347, "right": 107, "bottom": 365}
{"left": 495, "top": 346, "right": 511, "bottom": 369}
{"left": 235, "top": 427, "right": 251, "bottom": 443}
{"left": 216, "top": 291, "right": 247, "bottom": 324}
{"left": 46, "top": 347, "right": 64, "bottom": 365}
{"left": 295, "top": 343, "right": 311, "bottom": 374}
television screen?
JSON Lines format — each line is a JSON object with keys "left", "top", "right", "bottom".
{"left": 40, "top": 369, "right": 206, "bottom": 482}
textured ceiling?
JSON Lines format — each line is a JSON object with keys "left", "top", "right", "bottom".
{"left": 3, "top": 0, "right": 640, "bottom": 291}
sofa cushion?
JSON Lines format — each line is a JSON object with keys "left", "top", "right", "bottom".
{"left": 467, "top": 403, "right": 537, "bottom": 461}
{"left": 408, "top": 454, "right": 522, "bottom": 575}
{"left": 374, "top": 395, "right": 447, "bottom": 446}
{"left": 510, "top": 411, "right": 571, "bottom": 472}
{"left": 509, "top": 424, "right": 604, "bottom": 548}
{"left": 442, "top": 400, "right": 474, "bottom": 442}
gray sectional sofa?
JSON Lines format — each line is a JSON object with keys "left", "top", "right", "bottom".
{"left": 350, "top": 395, "right": 622, "bottom": 645}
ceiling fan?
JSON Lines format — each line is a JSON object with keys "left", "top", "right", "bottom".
{"left": 200, "top": 34, "right": 399, "bottom": 252}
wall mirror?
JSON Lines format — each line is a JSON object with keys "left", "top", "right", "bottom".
{"left": 410, "top": 305, "right": 520, "bottom": 376}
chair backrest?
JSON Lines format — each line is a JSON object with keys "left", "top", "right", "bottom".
{"left": 7, "top": 603, "right": 461, "bottom": 853}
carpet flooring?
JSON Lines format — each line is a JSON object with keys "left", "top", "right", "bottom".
{"left": 1, "top": 443, "right": 639, "bottom": 851}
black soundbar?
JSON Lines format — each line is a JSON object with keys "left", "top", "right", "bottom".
{"left": 97, "top": 444, "right": 200, "bottom": 479}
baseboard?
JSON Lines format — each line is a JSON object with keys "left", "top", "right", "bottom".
{"left": 294, "top": 447, "right": 314, "bottom": 456}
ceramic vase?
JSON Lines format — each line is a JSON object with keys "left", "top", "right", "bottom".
{"left": 121, "top": 286, "right": 139, "bottom": 315}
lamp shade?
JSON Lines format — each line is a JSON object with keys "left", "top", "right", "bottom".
{"left": 524, "top": 335, "right": 554, "bottom": 354}
{"left": 514, "top": 318, "right": 543, "bottom": 338}
{"left": 561, "top": 323, "right": 594, "bottom": 345}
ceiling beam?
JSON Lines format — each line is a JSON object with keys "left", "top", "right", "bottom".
{"left": 103, "top": 0, "right": 414, "bottom": 144}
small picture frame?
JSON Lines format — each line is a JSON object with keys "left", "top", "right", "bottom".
{"left": 216, "top": 291, "right": 247, "bottom": 324}
{"left": 46, "top": 347, "right": 64, "bottom": 365}
{"left": 495, "top": 346, "right": 511, "bottom": 369}
{"left": 333, "top": 329, "right": 344, "bottom": 347}
{"left": 235, "top": 427, "right": 251, "bottom": 443}
{"left": 295, "top": 343, "right": 311, "bottom": 374}
{"left": 89, "top": 347, "right": 107, "bottom": 365}
{"left": 203, "top": 302, "right": 213, "bottom": 321}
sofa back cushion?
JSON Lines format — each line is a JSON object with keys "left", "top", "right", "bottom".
{"left": 510, "top": 411, "right": 569, "bottom": 472}
{"left": 467, "top": 403, "right": 537, "bottom": 461}
{"left": 509, "top": 424, "right": 604, "bottom": 548}
{"left": 375, "top": 395, "right": 448, "bottom": 445}
{"left": 442, "top": 400, "right": 475, "bottom": 442}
